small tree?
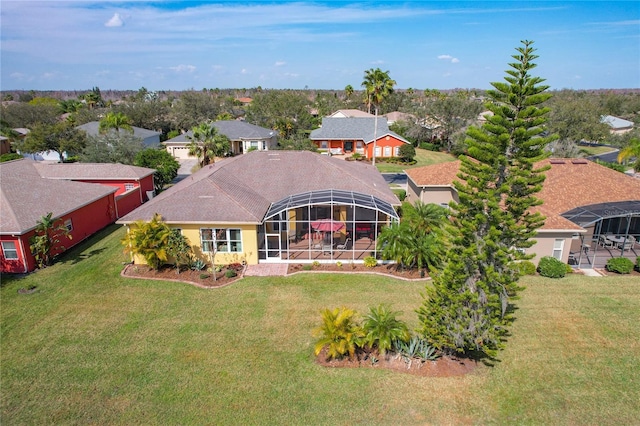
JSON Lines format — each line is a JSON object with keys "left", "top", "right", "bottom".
{"left": 134, "top": 148, "right": 180, "bottom": 192}
{"left": 121, "top": 213, "right": 172, "bottom": 270}
{"left": 166, "top": 229, "right": 194, "bottom": 274}
{"left": 313, "top": 307, "right": 364, "bottom": 360}
{"left": 30, "top": 213, "right": 71, "bottom": 268}
{"left": 398, "top": 144, "right": 416, "bottom": 162}
{"left": 17, "top": 121, "right": 86, "bottom": 162}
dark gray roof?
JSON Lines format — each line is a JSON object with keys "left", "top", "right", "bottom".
{"left": 0, "top": 159, "right": 117, "bottom": 235}
{"left": 163, "top": 120, "right": 276, "bottom": 143}
{"left": 77, "top": 122, "right": 161, "bottom": 140}
{"left": 118, "top": 151, "right": 399, "bottom": 225}
{"left": 309, "top": 117, "right": 409, "bottom": 144}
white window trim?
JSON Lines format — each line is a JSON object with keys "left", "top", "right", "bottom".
{"left": 1, "top": 241, "right": 19, "bottom": 260}
{"left": 200, "top": 228, "right": 243, "bottom": 253}
{"left": 64, "top": 219, "right": 73, "bottom": 232}
{"left": 552, "top": 238, "right": 564, "bottom": 260}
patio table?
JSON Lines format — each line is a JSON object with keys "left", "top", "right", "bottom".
{"left": 606, "top": 235, "right": 626, "bottom": 248}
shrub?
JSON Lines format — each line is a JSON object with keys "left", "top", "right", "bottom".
{"left": 336, "top": 261, "right": 342, "bottom": 268}
{"left": 636, "top": 257, "right": 640, "bottom": 272}
{"left": 363, "top": 256, "right": 377, "bottom": 268}
{"left": 537, "top": 256, "right": 566, "bottom": 278}
{"left": 606, "top": 257, "right": 634, "bottom": 274}
{"left": 419, "top": 142, "right": 438, "bottom": 151}
{"left": 190, "top": 259, "right": 207, "bottom": 271}
{"left": 565, "top": 263, "right": 574, "bottom": 274}
{"left": 224, "top": 269, "right": 237, "bottom": 278}
{"left": 302, "top": 264, "right": 313, "bottom": 271}
{"left": 199, "top": 273, "right": 210, "bottom": 279}
{"left": 0, "top": 153, "right": 23, "bottom": 162}
{"left": 312, "top": 260, "right": 321, "bottom": 268}
{"left": 398, "top": 144, "right": 416, "bottom": 162}
{"left": 362, "top": 304, "right": 410, "bottom": 356}
{"left": 313, "top": 307, "right": 364, "bottom": 360}
{"left": 393, "top": 189, "right": 407, "bottom": 201}
{"left": 515, "top": 260, "right": 536, "bottom": 276}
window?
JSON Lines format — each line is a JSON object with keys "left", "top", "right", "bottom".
{"left": 1, "top": 241, "right": 18, "bottom": 260}
{"left": 384, "top": 146, "right": 392, "bottom": 157}
{"left": 124, "top": 183, "right": 136, "bottom": 191}
{"left": 375, "top": 146, "right": 382, "bottom": 156}
{"left": 64, "top": 219, "right": 73, "bottom": 232}
{"left": 320, "top": 141, "right": 328, "bottom": 149}
{"left": 552, "top": 239, "right": 564, "bottom": 260}
{"left": 394, "top": 146, "right": 400, "bottom": 157}
{"left": 201, "top": 228, "right": 242, "bottom": 253}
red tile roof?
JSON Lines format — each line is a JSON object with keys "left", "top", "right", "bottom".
{"left": 406, "top": 158, "right": 640, "bottom": 231}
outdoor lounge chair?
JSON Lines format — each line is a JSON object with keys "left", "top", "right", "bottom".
{"left": 337, "top": 238, "right": 350, "bottom": 250}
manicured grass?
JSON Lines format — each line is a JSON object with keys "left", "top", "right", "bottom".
{"left": 375, "top": 148, "right": 456, "bottom": 173}
{"left": 2, "top": 226, "right": 639, "bottom": 424}
{"left": 578, "top": 145, "right": 618, "bottom": 156}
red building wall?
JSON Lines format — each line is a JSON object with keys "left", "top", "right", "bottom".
{"left": 0, "top": 194, "right": 117, "bottom": 274}
{"left": 76, "top": 176, "right": 154, "bottom": 199}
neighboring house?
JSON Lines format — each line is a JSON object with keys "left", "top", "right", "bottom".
{"left": 0, "top": 159, "right": 155, "bottom": 273}
{"left": 384, "top": 111, "right": 416, "bottom": 126}
{"left": 77, "top": 121, "right": 162, "bottom": 147}
{"left": 117, "top": 151, "right": 400, "bottom": 266}
{"left": 329, "top": 109, "right": 374, "bottom": 118}
{"left": 406, "top": 158, "right": 640, "bottom": 266}
{"left": 0, "top": 136, "right": 10, "bottom": 155}
{"left": 600, "top": 115, "right": 634, "bottom": 134}
{"left": 310, "top": 117, "right": 410, "bottom": 158}
{"left": 163, "top": 120, "right": 278, "bottom": 159}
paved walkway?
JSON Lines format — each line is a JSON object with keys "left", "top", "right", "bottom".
{"left": 244, "top": 263, "right": 288, "bottom": 277}
{"left": 580, "top": 268, "right": 603, "bottom": 277}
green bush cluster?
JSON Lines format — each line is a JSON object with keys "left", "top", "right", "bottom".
{"left": 313, "top": 305, "right": 438, "bottom": 362}
{"left": 537, "top": 256, "right": 567, "bottom": 278}
{"left": 393, "top": 189, "right": 407, "bottom": 201}
{"left": 636, "top": 257, "right": 640, "bottom": 271}
{"left": 606, "top": 257, "right": 634, "bottom": 274}
{"left": 224, "top": 269, "right": 237, "bottom": 278}
{"left": 363, "top": 256, "right": 377, "bottom": 268}
{"left": 419, "top": 142, "right": 439, "bottom": 151}
{"left": 515, "top": 260, "right": 537, "bottom": 276}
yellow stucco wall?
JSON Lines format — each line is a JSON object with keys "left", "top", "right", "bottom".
{"left": 178, "top": 224, "right": 259, "bottom": 265}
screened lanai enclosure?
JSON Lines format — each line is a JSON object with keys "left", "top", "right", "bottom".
{"left": 564, "top": 201, "right": 640, "bottom": 268}
{"left": 257, "top": 190, "right": 399, "bottom": 262}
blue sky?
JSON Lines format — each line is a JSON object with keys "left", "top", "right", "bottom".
{"left": 1, "top": 1, "right": 639, "bottom": 91}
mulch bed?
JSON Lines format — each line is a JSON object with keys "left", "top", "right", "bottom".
{"left": 287, "top": 263, "right": 429, "bottom": 281}
{"left": 315, "top": 347, "right": 477, "bottom": 377}
{"left": 121, "top": 263, "right": 244, "bottom": 288}
{"left": 122, "top": 262, "right": 431, "bottom": 288}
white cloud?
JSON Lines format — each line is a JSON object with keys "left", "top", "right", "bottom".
{"left": 438, "top": 54, "right": 459, "bottom": 63}
{"left": 169, "top": 64, "right": 196, "bottom": 73}
{"left": 275, "top": 61, "right": 286, "bottom": 67}
{"left": 105, "top": 13, "right": 124, "bottom": 28}
{"left": 284, "top": 72, "right": 299, "bottom": 78}
{"left": 241, "top": 68, "right": 250, "bottom": 74}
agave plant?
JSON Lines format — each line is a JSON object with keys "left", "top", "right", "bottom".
{"left": 313, "top": 307, "right": 364, "bottom": 360}
{"left": 362, "top": 304, "right": 410, "bottom": 356}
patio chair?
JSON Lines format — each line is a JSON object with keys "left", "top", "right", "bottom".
{"left": 337, "top": 238, "right": 351, "bottom": 250}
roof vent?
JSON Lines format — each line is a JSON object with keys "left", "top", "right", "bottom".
{"left": 571, "top": 159, "right": 588, "bottom": 164}
{"left": 549, "top": 159, "right": 566, "bottom": 164}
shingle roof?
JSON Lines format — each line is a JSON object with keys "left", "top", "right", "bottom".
{"left": 117, "top": 151, "right": 399, "bottom": 225}
{"left": 32, "top": 162, "right": 154, "bottom": 180}
{"left": 76, "top": 122, "right": 161, "bottom": 140}
{"left": 0, "top": 159, "right": 117, "bottom": 235}
{"left": 163, "top": 121, "right": 275, "bottom": 143}
{"left": 309, "top": 117, "right": 409, "bottom": 145}
{"left": 406, "top": 158, "right": 640, "bottom": 231}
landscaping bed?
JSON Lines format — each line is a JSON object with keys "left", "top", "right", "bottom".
{"left": 288, "top": 263, "right": 429, "bottom": 281}
{"left": 122, "top": 263, "right": 244, "bottom": 288}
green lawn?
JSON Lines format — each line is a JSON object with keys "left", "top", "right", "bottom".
{"left": 376, "top": 148, "right": 457, "bottom": 173}
{"left": 578, "top": 145, "right": 618, "bottom": 156}
{"left": 2, "top": 225, "right": 639, "bottom": 425}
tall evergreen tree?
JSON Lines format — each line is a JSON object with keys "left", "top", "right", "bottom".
{"left": 417, "top": 41, "right": 558, "bottom": 358}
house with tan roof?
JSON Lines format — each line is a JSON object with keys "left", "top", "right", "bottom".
{"left": 406, "top": 158, "right": 640, "bottom": 267}
{"left": 77, "top": 121, "right": 162, "bottom": 147}
{"left": 329, "top": 109, "right": 374, "bottom": 118}
{"left": 163, "top": 120, "right": 278, "bottom": 159}
{"left": 1, "top": 159, "right": 155, "bottom": 273}
{"left": 117, "top": 151, "right": 400, "bottom": 266}
{"left": 310, "top": 117, "right": 410, "bottom": 158}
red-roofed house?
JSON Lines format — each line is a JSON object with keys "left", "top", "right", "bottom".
{"left": 406, "top": 158, "right": 640, "bottom": 267}
{"left": 1, "top": 159, "right": 155, "bottom": 273}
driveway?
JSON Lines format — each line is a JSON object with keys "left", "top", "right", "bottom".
{"left": 173, "top": 159, "right": 198, "bottom": 183}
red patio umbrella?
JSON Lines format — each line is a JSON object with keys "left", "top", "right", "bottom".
{"left": 311, "top": 219, "right": 345, "bottom": 232}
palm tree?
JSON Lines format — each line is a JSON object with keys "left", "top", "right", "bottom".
{"left": 121, "top": 213, "right": 172, "bottom": 270}
{"left": 617, "top": 137, "right": 640, "bottom": 172}
{"left": 362, "top": 304, "right": 410, "bottom": 356}
{"left": 187, "top": 122, "right": 230, "bottom": 167}
{"left": 29, "top": 212, "right": 71, "bottom": 268}
{"left": 99, "top": 112, "right": 133, "bottom": 134}
{"left": 361, "top": 68, "right": 396, "bottom": 165}
{"left": 344, "top": 84, "right": 354, "bottom": 101}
